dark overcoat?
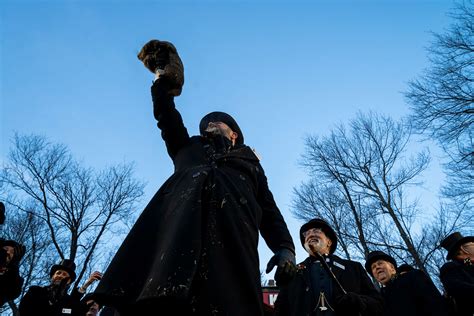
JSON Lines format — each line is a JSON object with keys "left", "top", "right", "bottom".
{"left": 0, "top": 266, "right": 23, "bottom": 306}
{"left": 440, "top": 260, "right": 474, "bottom": 316}
{"left": 94, "top": 81, "right": 294, "bottom": 315}
{"left": 380, "top": 269, "right": 448, "bottom": 316}
{"left": 19, "top": 285, "right": 84, "bottom": 316}
{"left": 274, "top": 255, "right": 384, "bottom": 316}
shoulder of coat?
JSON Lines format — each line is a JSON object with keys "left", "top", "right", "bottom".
{"left": 251, "top": 148, "right": 261, "bottom": 161}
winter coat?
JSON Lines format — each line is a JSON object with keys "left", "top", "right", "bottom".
{"left": 19, "top": 285, "right": 85, "bottom": 316}
{"left": 440, "top": 260, "right": 474, "bottom": 316}
{"left": 0, "top": 265, "right": 23, "bottom": 306}
{"left": 93, "top": 81, "right": 295, "bottom": 316}
{"left": 274, "top": 255, "right": 383, "bottom": 316}
{"left": 380, "top": 269, "right": 448, "bottom": 316}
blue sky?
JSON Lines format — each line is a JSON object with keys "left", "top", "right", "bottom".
{"left": 1, "top": 0, "right": 453, "bottom": 278}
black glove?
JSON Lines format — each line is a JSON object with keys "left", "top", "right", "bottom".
{"left": 335, "top": 292, "right": 363, "bottom": 314}
{"left": 266, "top": 248, "right": 296, "bottom": 286}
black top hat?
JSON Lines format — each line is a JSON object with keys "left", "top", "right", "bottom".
{"left": 397, "top": 263, "right": 414, "bottom": 274}
{"left": 440, "top": 232, "right": 474, "bottom": 260}
{"left": 299, "top": 218, "right": 337, "bottom": 254}
{"left": 199, "top": 111, "right": 244, "bottom": 145}
{"left": 50, "top": 259, "right": 76, "bottom": 282}
{"left": 365, "top": 250, "right": 397, "bottom": 277}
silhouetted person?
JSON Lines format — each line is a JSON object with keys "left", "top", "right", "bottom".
{"left": 0, "top": 239, "right": 25, "bottom": 306}
{"left": 94, "top": 40, "right": 296, "bottom": 316}
{"left": 365, "top": 250, "right": 448, "bottom": 316}
{"left": 275, "top": 218, "right": 383, "bottom": 316}
{"left": 19, "top": 259, "right": 85, "bottom": 316}
{"left": 440, "top": 232, "right": 474, "bottom": 316}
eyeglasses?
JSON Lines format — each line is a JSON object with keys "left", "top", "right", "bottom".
{"left": 302, "top": 228, "right": 324, "bottom": 238}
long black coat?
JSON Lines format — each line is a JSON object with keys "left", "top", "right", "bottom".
{"left": 94, "top": 82, "right": 294, "bottom": 315}
{"left": 440, "top": 260, "right": 474, "bottom": 316}
{"left": 274, "top": 255, "right": 383, "bottom": 316}
{"left": 19, "top": 286, "right": 84, "bottom": 316}
{"left": 0, "top": 266, "right": 23, "bottom": 306}
{"left": 380, "top": 269, "right": 448, "bottom": 316}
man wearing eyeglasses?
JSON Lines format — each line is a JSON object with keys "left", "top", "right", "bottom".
{"left": 274, "top": 218, "right": 383, "bottom": 316}
{"left": 439, "top": 232, "right": 474, "bottom": 316}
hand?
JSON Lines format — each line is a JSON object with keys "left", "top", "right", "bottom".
{"left": 266, "top": 248, "right": 297, "bottom": 286}
{"left": 335, "top": 292, "right": 363, "bottom": 313}
{"left": 80, "top": 271, "right": 102, "bottom": 292}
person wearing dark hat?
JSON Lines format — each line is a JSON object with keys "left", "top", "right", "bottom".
{"left": 439, "top": 232, "right": 474, "bottom": 316}
{"left": 365, "top": 250, "right": 448, "bottom": 316}
{"left": 274, "top": 218, "right": 383, "bottom": 316}
{"left": 80, "top": 293, "right": 103, "bottom": 316}
{"left": 94, "top": 41, "right": 296, "bottom": 316}
{"left": 19, "top": 259, "right": 87, "bottom": 316}
{"left": 397, "top": 263, "right": 415, "bottom": 275}
{"left": 0, "top": 239, "right": 25, "bottom": 306}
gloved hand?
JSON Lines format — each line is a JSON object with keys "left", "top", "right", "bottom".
{"left": 266, "top": 248, "right": 296, "bottom": 286}
{"left": 335, "top": 292, "right": 363, "bottom": 314}
{"left": 151, "top": 78, "right": 175, "bottom": 120}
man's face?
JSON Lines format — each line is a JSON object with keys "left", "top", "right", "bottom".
{"left": 51, "top": 269, "right": 71, "bottom": 285}
{"left": 204, "top": 122, "right": 238, "bottom": 144}
{"left": 2, "top": 246, "right": 14, "bottom": 265}
{"left": 456, "top": 241, "right": 474, "bottom": 261}
{"left": 371, "top": 259, "right": 396, "bottom": 285}
{"left": 303, "top": 227, "right": 332, "bottom": 255}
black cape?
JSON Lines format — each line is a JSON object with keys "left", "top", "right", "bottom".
{"left": 19, "top": 285, "right": 84, "bottom": 316}
{"left": 94, "top": 81, "right": 294, "bottom": 315}
{"left": 440, "top": 260, "right": 474, "bottom": 316}
{"left": 381, "top": 269, "right": 448, "bottom": 316}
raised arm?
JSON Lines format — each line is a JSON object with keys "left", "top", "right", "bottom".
{"left": 151, "top": 78, "right": 190, "bottom": 160}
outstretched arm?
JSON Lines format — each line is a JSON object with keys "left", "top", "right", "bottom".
{"left": 151, "top": 78, "right": 190, "bottom": 160}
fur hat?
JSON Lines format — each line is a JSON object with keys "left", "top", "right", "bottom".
{"left": 299, "top": 218, "right": 337, "bottom": 254}
{"left": 50, "top": 259, "right": 76, "bottom": 282}
{"left": 199, "top": 112, "right": 244, "bottom": 145}
{"left": 440, "top": 232, "right": 474, "bottom": 260}
{"left": 365, "top": 250, "right": 397, "bottom": 277}
{"left": 137, "top": 39, "right": 184, "bottom": 96}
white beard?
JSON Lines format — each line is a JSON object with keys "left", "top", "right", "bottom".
{"left": 304, "top": 239, "right": 328, "bottom": 256}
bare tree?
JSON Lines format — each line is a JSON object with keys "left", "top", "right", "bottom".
{"left": 293, "top": 112, "right": 433, "bottom": 273}
{"left": 405, "top": 1, "right": 474, "bottom": 211}
{"left": 0, "top": 133, "right": 145, "bottom": 314}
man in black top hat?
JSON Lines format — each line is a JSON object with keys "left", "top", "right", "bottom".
{"left": 365, "top": 250, "right": 448, "bottom": 316}
{"left": 19, "top": 259, "right": 87, "bottom": 316}
{"left": 94, "top": 41, "right": 296, "bottom": 316}
{"left": 439, "top": 232, "right": 474, "bottom": 316}
{"left": 0, "top": 239, "right": 25, "bottom": 306}
{"left": 274, "top": 218, "right": 383, "bottom": 316}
